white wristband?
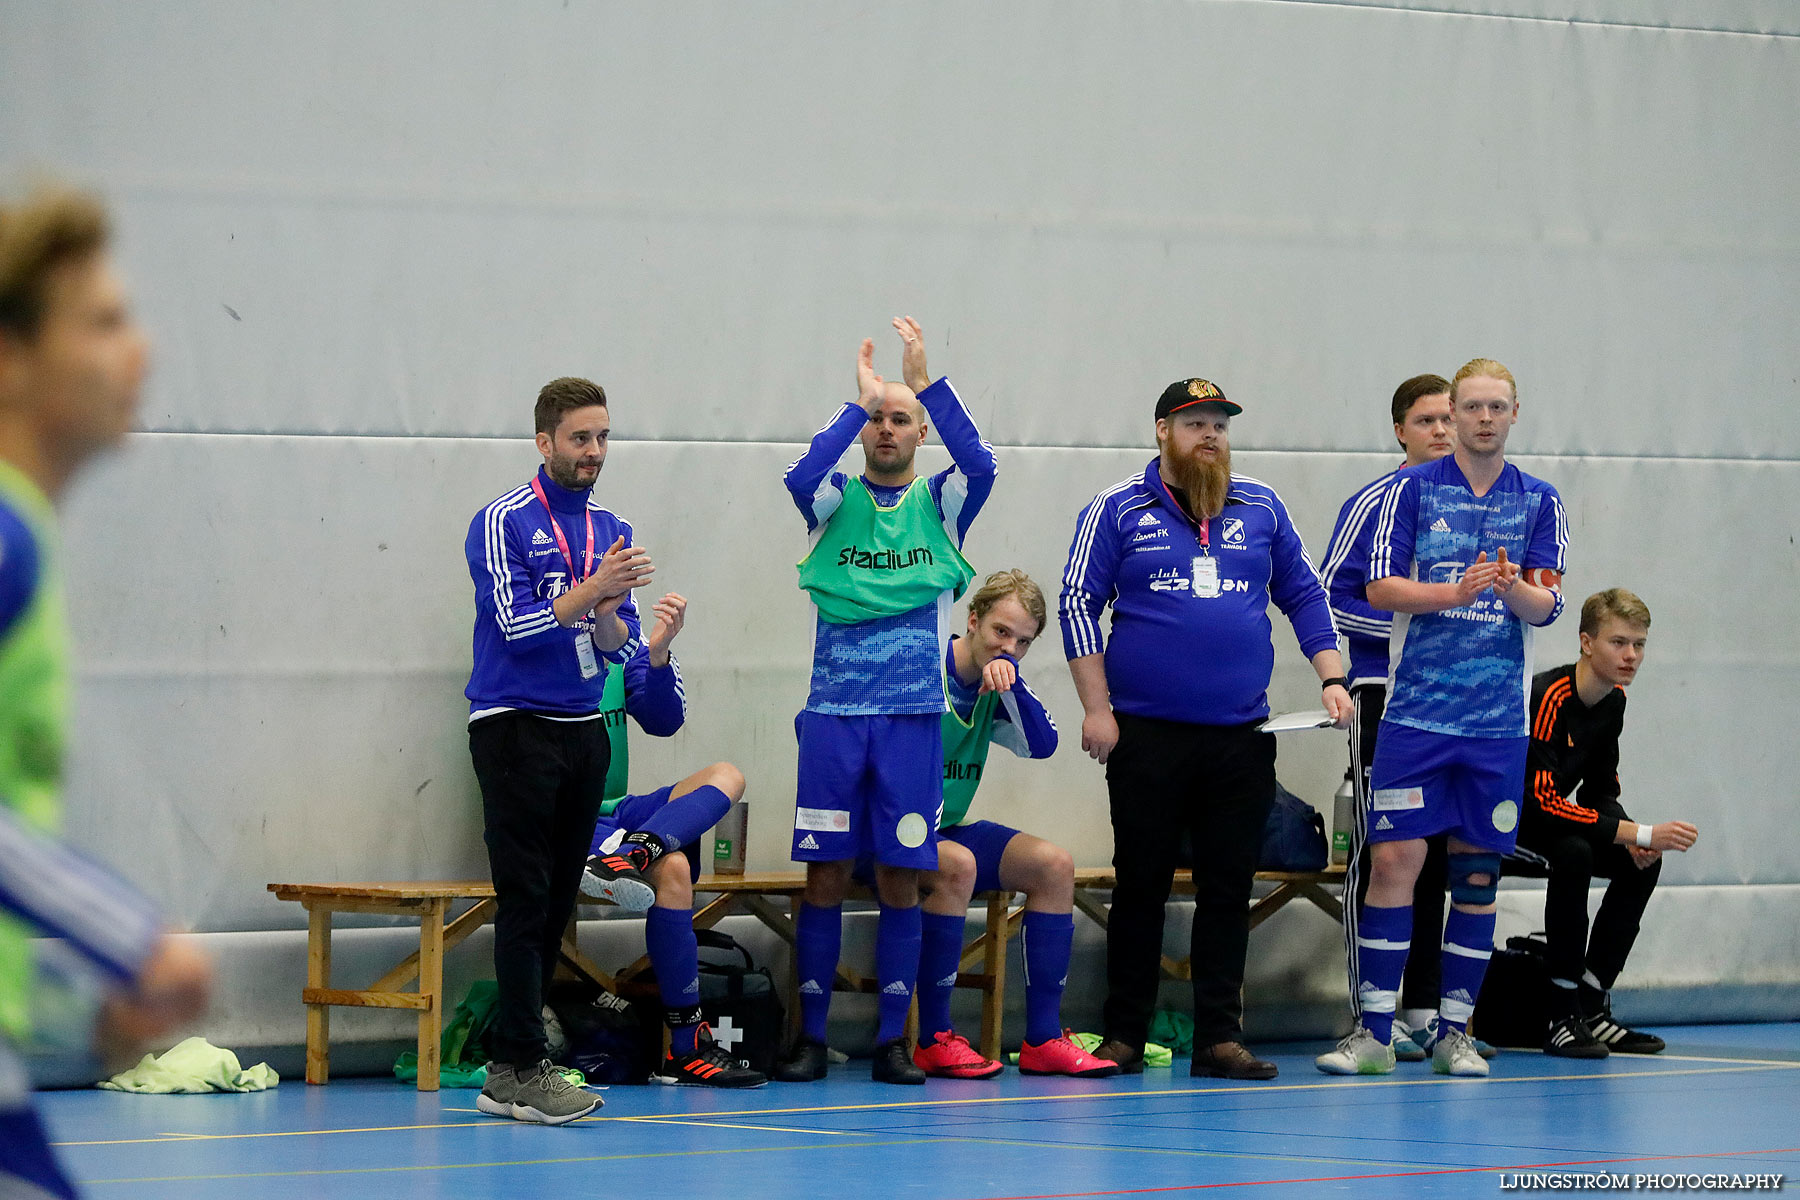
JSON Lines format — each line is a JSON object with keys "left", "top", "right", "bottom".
{"left": 1635, "top": 823, "right": 1653, "bottom": 848}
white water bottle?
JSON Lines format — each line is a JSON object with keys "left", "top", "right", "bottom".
{"left": 1331, "top": 771, "right": 1356, "bottom": 866}
{"left": 712, "top": 798, "right": 747, "bottom": 875}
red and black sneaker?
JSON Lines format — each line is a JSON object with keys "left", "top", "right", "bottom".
{"left": 654, "top": 1028, "right": 768, "bottom": 1089}
{"left": 578, "top": 851, "right": 654, "bottom": 911}
{"left": 913, "top": 1030, "right": 1003, "bottom": 1079}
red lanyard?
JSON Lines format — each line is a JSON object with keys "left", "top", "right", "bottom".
{"left": 1157, "top": 478, "right": 1209, "bottom": 551}
{"left": 530, "top": 476, "right": 596, "bottom": 583}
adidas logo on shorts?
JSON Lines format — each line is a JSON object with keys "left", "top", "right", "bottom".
{"left": 936, "top": 973, "right": 958, "bottom": 987}
{"left": 798, "top": 834, "right": 820, "bottom": 850}
{"left": 532, "top": 528, "right": 553, "bottom": 544}
{"left": 1375, "top": 815, "right": 1394, "bottom": 831}
{"left": 799, "top": 980, "right": 824, "bottom": 995}
{"left": 1431, "top": 518, "right": 1452, "bottom": 533}
{"left": 882, "top": 981, "right": 911, "bottom": 996}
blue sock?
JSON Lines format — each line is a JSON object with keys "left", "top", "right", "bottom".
{"left": 1438, "top": 907, "right": 1496, "bottom": 1034}
{"left": 641, "top": 785, "right": 732, "bottom": 853}
{"left": 795, "top": 902, "right": 841, "bottom": 1042}
{"left": 1021, "top": 911, "right": 1074, "bottom": 1046}
{"left": 916, "top": 912, "right": 964, "bottom": 1041}
{"left": 875, "top": 903, "right": 922, "bottom": 1045}
{"left": 1355, "top": 904, "right": 1412, "bottom": 1046}
{"left": 645, "top": 906, "right": 701, "bottom": 1055}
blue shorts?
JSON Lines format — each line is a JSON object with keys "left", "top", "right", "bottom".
{"left": 0, "top": 1106, "right": 80, "bottom": 1200}
{"left": 792, "top": 710, "right": 942, "bottom": 869}
{"left": 589, "top": 784, "right": 702, "bottom": 885}
{"left": 852, "top": 819, "right": 1023, "bottom": 895}
{"left": 941, "top": 820, "right": 1022, "bottom": 896}
{"left": 1366, "top": 722, "right": 1527, "bottom": 854}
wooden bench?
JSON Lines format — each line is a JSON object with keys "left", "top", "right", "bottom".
{"left": 1068, "top": 865, "right": 1347, "bottom": 981}
{"left": 270, "top": 864, "right": 1344, "bottom": 1090}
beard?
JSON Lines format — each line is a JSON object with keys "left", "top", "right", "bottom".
{"left": 547, "top": 452, "right": 601, "bottom": 490}
{"left": 1163, "top": 441, "right": 1231, "bottom": 520}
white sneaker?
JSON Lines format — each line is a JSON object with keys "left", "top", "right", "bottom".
{"left": 1315, "top": 1027, "right": 1397, "bottom": 1075}
{"left": 1391, "top": 1018, "right": 1426, "bottom": 1063}
{"left": 1430, "top": 1028, "right": 1490, "bottom": 1078}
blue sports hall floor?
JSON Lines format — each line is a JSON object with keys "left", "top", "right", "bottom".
{"left": 42, "top": 1023, "right": 1799, "bottom": 1198}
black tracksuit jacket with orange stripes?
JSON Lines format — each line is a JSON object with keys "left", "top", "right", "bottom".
{"left": 1519, "top": 663, "right": 1629, "bottom": 849}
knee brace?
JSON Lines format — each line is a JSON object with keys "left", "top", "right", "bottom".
{"left": 1447, "top": 851, "right": 1501, "bottom": 905}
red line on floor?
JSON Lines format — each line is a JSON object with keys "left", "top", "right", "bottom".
{"left": 963, "top": 1145, "right": 1800, "bottom": 1199}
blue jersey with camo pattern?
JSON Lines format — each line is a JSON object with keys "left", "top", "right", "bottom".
{"left": 783, "top": 379, "right": 995, "bottom": 716}
{"left": 1370, "top": 456, "right": 1567, "bottom": 739}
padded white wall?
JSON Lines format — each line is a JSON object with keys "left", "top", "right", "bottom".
{"left": 4, "top": 0, "right": 1796, "bottom": 1043}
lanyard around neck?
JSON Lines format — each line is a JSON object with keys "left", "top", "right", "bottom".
{"left": 1157, "top": 477, "right": 1209, "bottom": 551}
{"left": 530, "top": 476, "right": 596, "bottom": 582}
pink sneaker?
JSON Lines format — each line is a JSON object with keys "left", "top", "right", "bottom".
{"left": 913, "top": 1031, "right": 1003, "bottom": 1079}
{"left": 1018, "top": 1032, "right": 1122, "bottom": 1078}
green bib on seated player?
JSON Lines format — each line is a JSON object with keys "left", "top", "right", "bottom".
{"left": 0, "top": 462, "right": 69, "bottom": 1040}
{"left": 599, "top": 665, "right": 626, "bottom": 817}
{"left": 796, "top": 477, "right": 973, "bottom": 624}
{"left": 940, "top": 690, "right": 998, "bottom": 830}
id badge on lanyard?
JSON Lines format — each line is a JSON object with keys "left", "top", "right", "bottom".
{"left": 530, "top": 476, "right": 601, "bottom": 679}
{"left": 1193, "top": 555, "right": 1220, "bottom": 598}
{"left": 1190, "top": 506, "right": 1220, "bottom": 598}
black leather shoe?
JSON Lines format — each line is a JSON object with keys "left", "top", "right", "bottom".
{"left": 774, "top": 1036, "right": 830, "bottom": 1082}
{"left": 1090, "top": 1038, "right": 1146, "bottom": 1075}
{"left": 1191, "top": 1041, "right": 1277, "bottom": 1080}
{"left": 871, "top": 1037, "right": 926, "bottom": 1084}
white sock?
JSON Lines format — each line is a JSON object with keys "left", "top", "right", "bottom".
{"left": 1401, "top": 1007, "right": 1436, "bottom": 1031}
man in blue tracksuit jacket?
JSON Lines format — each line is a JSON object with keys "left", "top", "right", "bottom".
{"left": 464, "top": 376, "right": 651, "bottom": 1125}
{"left": 1320, "top": 373, "right": 1459, "bottom": 1055}
{"left": 1059, "top": 378, "right": 1352, "bottom": 1080}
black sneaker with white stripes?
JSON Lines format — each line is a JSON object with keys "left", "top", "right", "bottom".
{"left": 1544, "top": 1013, "right": 1609, "bottom": 1059}
{"left": 1587, "top": 1011, "right": 1666, "bottom": 1054}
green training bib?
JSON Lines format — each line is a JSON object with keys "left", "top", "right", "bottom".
{"left": 0, "top": 461, "right": 68, "bottom": 1039}
{"left": 797, "top": 477, "right": 973, "bottom": 624}
{"left": 599, "top": 665, "right": 627, "bottom": 817}
{"left": 939, "top": 689, "right": 999, "bottom": 830}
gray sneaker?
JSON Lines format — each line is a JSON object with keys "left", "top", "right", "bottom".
{"left": 1315, "top": 1027, "right": 1397, "bottom": 1075}
{"left": 1391, "top": 1018, "right": 1426, "bottom": 1063}
{"left": 1431, "top": 1028, "right": 1490, "bottom": 1078}
{"left": 478, "top": 1060, "right": 600, "bottom": 1125}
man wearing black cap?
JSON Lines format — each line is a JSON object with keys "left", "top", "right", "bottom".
{"left": 1059, "top": 379, "right": 1352, "bottom": 1079}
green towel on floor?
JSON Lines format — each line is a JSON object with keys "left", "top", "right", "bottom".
{"left": 99, "top": 1036, "right": 279, "bottom": 1093}
{"left": 392, "top": 983, "right": 585, "bottom": 1089}
{"left": 1148, "top": 1010, "right": 1196, "bottom": 1056}
{"left": 394, "top": 980, "right": 499, "bottom": 1087}
{"left": 1005, "top": 1031, "right": 1174, "bottom": 1069}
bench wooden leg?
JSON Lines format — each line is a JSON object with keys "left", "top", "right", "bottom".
{"left": 558, "top": 915, "right": 619, "bottom": 992}
{"left": 415, "top": 898, "right": 446, "bottom": 1092}
{"left": 305, "top": 906, "right": 332, "bottom": 1085}
{"left": 979, "top": 895, "right": 1010, "bottom": 1062}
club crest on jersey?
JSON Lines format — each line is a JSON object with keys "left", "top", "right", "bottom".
{"left": 1221, "top": 517, "right": 1246, "bottom": 546}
